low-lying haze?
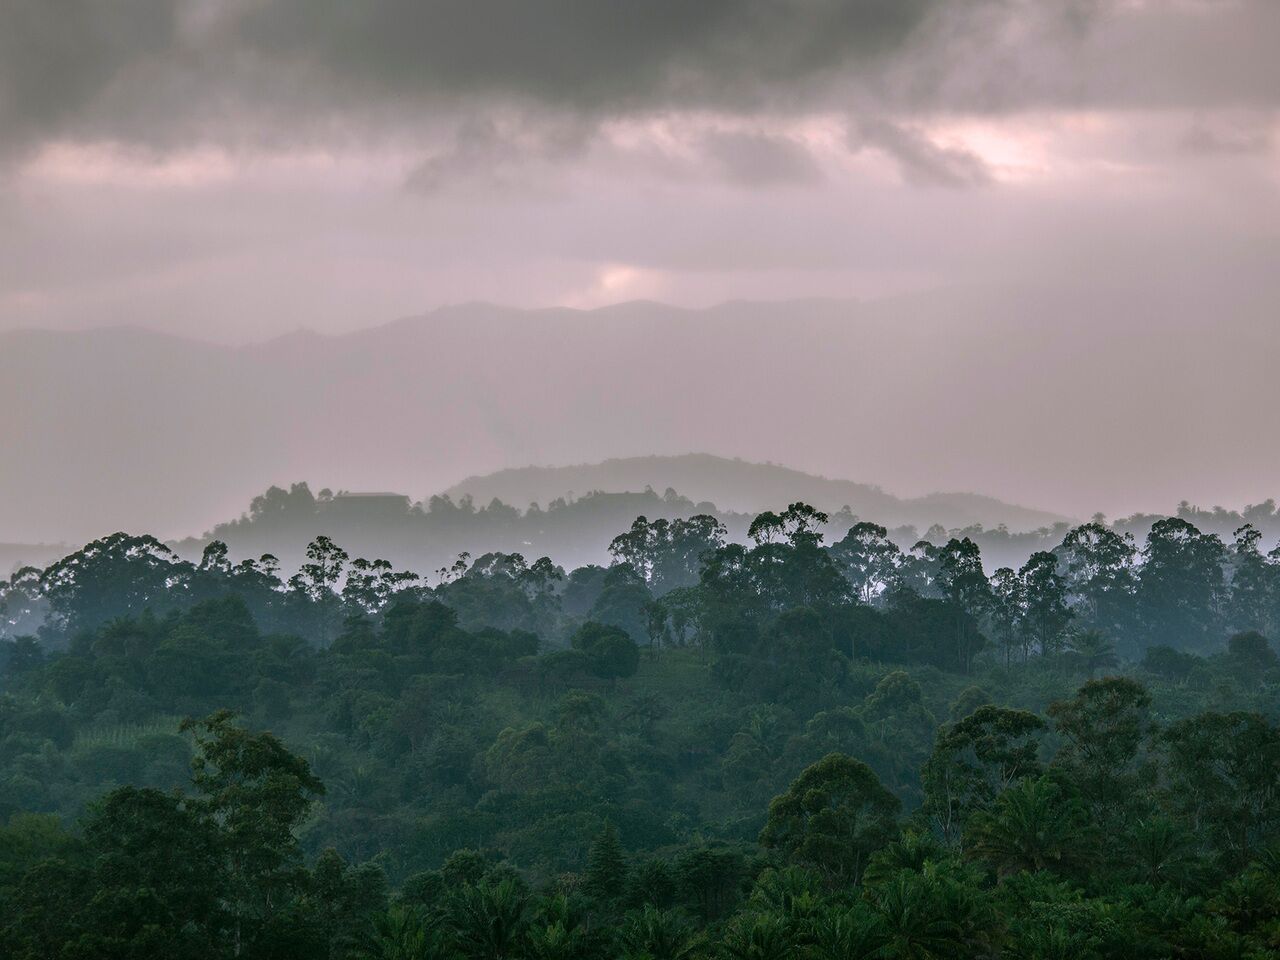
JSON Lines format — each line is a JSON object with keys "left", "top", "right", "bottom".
{"left": 2, "top": 293, "right": 1277, "bottom": 546}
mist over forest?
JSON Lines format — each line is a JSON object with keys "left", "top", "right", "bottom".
{"left": 10, "top": 450, "right": 1280, "bottom": 586}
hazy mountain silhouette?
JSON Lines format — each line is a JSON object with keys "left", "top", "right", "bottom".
{"left": 446, "top": 454, "right": 1067, "bottom": 530}
{"left": 5, "top": 287, "right": 1272, "bottom": 547}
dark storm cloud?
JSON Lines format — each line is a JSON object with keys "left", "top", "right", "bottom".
{"left": 233, "top": 0, "right": 937, "bottom": 110}
{"left": 232, "top": 0, "right": 1280, "bottom": 119}
{"left": 0, "top": 0, "right": 942, "bottom": 155}
{"left": 0, "top": 0, "right": 179, "bottom": 152}
{"left": 4, "top": 1, "right": 1280, "bottom": 158}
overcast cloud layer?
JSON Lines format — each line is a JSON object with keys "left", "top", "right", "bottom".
{"left": 1, "top": 1, "right": 1279, "bottom": 527}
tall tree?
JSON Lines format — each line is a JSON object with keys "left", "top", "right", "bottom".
{"left": 937, "top": 539, "right": 990, "bottom": 672}
{"left": 985, "top": 567, "right": 1025, "bottom": 666}
{"left": 583, "top": 822, "right": 627, "bottom": 900}
{"left": 289, "top": 535, "right": 350, "bottom": 643}
{"left": 181, "top": 711, "right": 325, "bottom": 956}
{"left": 39, "top": 533, "right": 190, "bottom": 634}
{"left": 1134, "top": 518, "right": 1225, "bottom": 652}
{"left": 760, "top": 753, "right": 899, "bottom": 884}
{"left": 1226, "top": 524, "right": 1275, "bottom": 636}
{"left": 1019, "top": 551, "right": 1072, "bottom": 661}
{"left": 1047, "top": 678, "right": 1155, "bottom": 830}
{"left": 830, "top": 522, "right": 902, "bottom": 605}
{"left": 922, "top": 705, "right": 1046, "bottom": 845}
{"left": 1056, "top": 522, "right": 1136, "bottom": 638}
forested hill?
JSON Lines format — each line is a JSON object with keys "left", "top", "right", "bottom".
{"left": 168, "top": 475, "right": 1280, "bottom": 582}
{"left": 170, "top": 472, "right": 1071, "bottom": 577}
{"left": 444, "top": 454, "right": 1069, "bottom": 531}
{"left": 179, "top": 484, "right": 744, "bottom": 576}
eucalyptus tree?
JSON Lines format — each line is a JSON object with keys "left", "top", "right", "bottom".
{"left": 829, "top": 522, "right": 902, "bottom": 605}
{"left": 1226, "top": 524, "right": 1276, "bottom": 635}
{"left": 1018, "top": 551, "right": 1072, "bottom": 661}
{"left": 1056, "top": 521, "right": 1136, "bottom": 637}
{"left": 1134, "top": 518, "right": 1226, "bottom": 653}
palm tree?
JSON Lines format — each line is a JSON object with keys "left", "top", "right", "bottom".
{"left": 1254, "top": 841, "right": 1280, "bottom": 879}
{"left": 358, "top": 905, "right": 445, "bottom": 960}
{"left": 1002, "top": 923, "right": 1086, "bottom": 960}
{"left": 866, "top": 873, "right": 966, "bottom": 960}
{"left": 446, "top": 878, "right": 528, "bottom": 960}
{"left": 1127, "top": 817, "right": 1198, "bottom": 887}
{"left": 523, "top": 920, "right": 591, "bottom": 960}
{"left": 862, "top": 833, "right": 948, "bottom": 887}
{"left": 965, "top": 777, "right": 1093, "bottom": 878}
{"left": 748, "top": 866, "right": 825, "bottom": 930}
{"left": 618, "top": 905, "right": 701, "bottom": 960}
{"left": 1068, "top": 630, "right": 1119, "bottom": 679}
{"left": 719, "top": 912, "right": 795, "bottom": 960}
{"left": 805, "top": 904, "right": 886, "bottom": 960}
{"left": 523, "top": 895, "right": 593, "bottom": 960}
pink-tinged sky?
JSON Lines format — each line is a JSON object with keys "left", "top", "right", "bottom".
{"left": 1, "top": 1, "right": 1280, "bottom": 532}
{"left": 1, "top": 0, "right": 1277, "bottom": 342}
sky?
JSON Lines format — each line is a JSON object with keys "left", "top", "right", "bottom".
{"left": 0, "top": 0, "right": 1276, "bottom": 341}
{"left": 2, "top": 0, "right": 1280, "bottom": 536}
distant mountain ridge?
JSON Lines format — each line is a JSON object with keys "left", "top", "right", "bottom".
{"left": 445, "top": 454, "right": 1070, "bottom": 532}
{"left": 4, "top": 288, "right": 1277, "bottom": 545}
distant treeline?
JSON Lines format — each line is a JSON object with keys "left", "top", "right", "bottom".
{"left": 166, "top": 480, "right": 1280, "bottom": 582}
{"left": 5, "top": 499, "right": 1280, "bottom": 664}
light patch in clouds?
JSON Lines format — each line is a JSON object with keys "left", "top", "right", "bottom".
{"left": 27, "top": 142, "right": 243, "bottom": 188}
{"left": 19, "top": 139, "right": 401, "bottom": 192}
{"left": 562, "top": 264, "right": 671, "bottom": 309}
{"left": 919, "top": 117, "right": 1056, "bottom": 183}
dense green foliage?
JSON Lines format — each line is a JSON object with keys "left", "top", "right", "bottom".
{"left": 1, "top": 503, "right": 1279, "bottom": 957}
